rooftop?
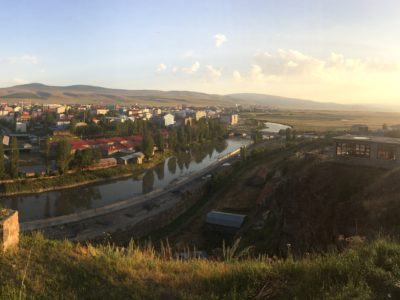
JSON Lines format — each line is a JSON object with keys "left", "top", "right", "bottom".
{"left": 205, "top": 211, "right": 246, "bottom": 229}
{"left": 334, "top": 135, "right": 400, "bottom": 145}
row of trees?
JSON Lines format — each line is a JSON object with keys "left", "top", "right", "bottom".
{"left": 139, "top": 119, "right": 228, "bottom": 159}
{"left": 0, "top": 137, "right": 20, "bottom": 179}
{"left": 52, "top": 139, "right": 102, "bottom": 174}
{"left": 71, "top": 118, "right": 151, "bottom": 138}
{"left": 166, "top": 119, "right": 227, "bottom": 151}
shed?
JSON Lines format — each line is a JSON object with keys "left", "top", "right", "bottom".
{"left": 205, "top": 211, "right": 246, "bottom": 232}
{"left": 19, "top": 165, "right": 47, "bottom": 177}
{"left": 117, "top": 152, "right": 145, "bottom": 165}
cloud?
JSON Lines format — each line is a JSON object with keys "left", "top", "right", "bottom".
{"left": 253, "top": 49, "right": 400, "bottom": 80}
{"left": 214, "top": 34, "right": 227, "bottom": 48}
{"left": 156, "top": 63, "right": 167, "bottom": 73}
{"left": 13, "top": 78, "right": 29, "bottom": 84}
{"left": 182, "top": 61, "right": 200, "bottom": 74}
{"left": 206, "top": 65, "right": 222, "bottom": 79}
{"left": 0, "top": 54, "right": 39, "bottom": 65}
{"left": 250, "top": 64, "right": 265, "bottom": 81}
{"left": 233, "top": 70, "right": 242, "bottom": 82}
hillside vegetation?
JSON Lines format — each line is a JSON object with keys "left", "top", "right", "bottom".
{"left": 262, "top": 155, "right": 400, "bottom": 255}
{"left": 1, "top": 233, "right": 400, "bottom": 299}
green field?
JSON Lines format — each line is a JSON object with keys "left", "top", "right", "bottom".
{"left": 240, "top": 110, "right": 400, "bottom": 132}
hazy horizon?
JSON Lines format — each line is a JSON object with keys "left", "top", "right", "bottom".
{"left": 1, "top": 0, "right": 399, "bottom": 105}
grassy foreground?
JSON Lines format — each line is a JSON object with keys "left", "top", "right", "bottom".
{"left": 1, "top": 234, "right": 400, "bottom": 299}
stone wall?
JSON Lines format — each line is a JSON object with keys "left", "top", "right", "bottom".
{"left": 0, "top": 209, "right": 19, "bottom": 251}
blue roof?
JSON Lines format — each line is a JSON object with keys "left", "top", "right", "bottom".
{"left": 205, "top": 211, "right": 246, "bottom": 229}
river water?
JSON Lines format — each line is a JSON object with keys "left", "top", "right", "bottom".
{"left": 262, "top": 122, "right": 291, "bottom": 134}
{"left": 0, "top": 138, "right": 251, "bottom": 222}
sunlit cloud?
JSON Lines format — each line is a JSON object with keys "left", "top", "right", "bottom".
{"left": 214, "top": 34, "right": 227, "bottom": 48}
{"left": 206, "top": 65, "right": 222, "bottom": 79}
{"left": 250, "top": 64, "right": 265, "bottom": 81}
{"left": 254, "top": 49, "right": 399, "bottom": 78}
{"left": 226, "top": 49, "right": 400, "bottom": 104}
{"left": 182, "top": 61, "right": 200, "bottom": 74}
{"left": 233, "top": 70, "right": 242, "bottom": 82}
{"left": 156, "top": 63, "right": 167, "bottom": 73}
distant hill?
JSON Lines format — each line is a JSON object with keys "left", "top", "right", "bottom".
{"left": 0, "top": 83, "right": 236, "bottom": 106}
{"left": 0, "top": 83, "right": 392, "bottom": 111}
{"left": 227, "top": 93, "right": 369, "bottom": 110}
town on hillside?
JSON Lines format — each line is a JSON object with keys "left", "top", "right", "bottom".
{"left": 0, "top": 102, "right": 239, "bottom": 179}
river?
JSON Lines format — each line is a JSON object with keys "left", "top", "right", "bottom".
{"left": 0, "top": 138, "right": 251, "bottom": 222}
{"left": 262, "top": 122, "right": 291, "bottom": 134}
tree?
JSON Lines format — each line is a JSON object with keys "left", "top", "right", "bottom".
{"left": 72, "top": 148, "right": 101, "bottom": 170}
{"left": 251, "top": 129, "right": 262, "bottom": 143}
{"left": 178, "top": 127, "right": 187, "bottom": 148}
{"left": 44, "top": 137, "right": 51, "bottom": 174}
{"left": 0, "top": 137, "right": 4, "bottom": 178}
{"left": 240, "top": 146, "right": 247, "bottom": 162}
{"left": 168, "top": 129, "right": 177, "bottom": 150}
{"left": 10, "top": 137, "right": 19, "bottom": 178}
{"left": 56, "top": 139, "right": 72, "bottom": 174}
{"left": 142, "top": 133, "right": 155, "bottom": 159}
{"left": 285, "top": 128, "right": 293, "bottom": 141}
{"left": 383, "top": 123, "right": 388, "bottom": 131}
{"left": 44, "top": 112, "right": 55, "bottom": 126}
{"left": 155, "top": 131, "right": 165, "bottom": 151}
{"left": 69, "top": 119, "right": 77, "bottom": 134}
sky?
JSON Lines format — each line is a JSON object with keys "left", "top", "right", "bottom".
{"left": 0, "top": 0, "right": 399, "bottom": 104}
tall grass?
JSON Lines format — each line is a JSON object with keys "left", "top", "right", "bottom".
{"left": 0, "top": 234, "right": 399, "bottom": 299}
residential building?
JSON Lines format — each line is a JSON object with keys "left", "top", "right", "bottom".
{"left": 220, "top": 113, "right": 239, "bottom": 125}
{"left": 15, "top": 122, "right": 27, "bottom": 133}
{"left": 117, "top": 152, "right": 145, "bottom": 165}
{"left": 195, "top": 110, "right": 206, "bottom": 121}
{"left": 351, "top": 124, "right": 369, "bottom": 134}
{"left": 91, "top": 108, "right": 109, "bottom": 115}
{"left": 334, "top": 135, "right": 400, "bottom": 168}
{"left": 56, "top": 106, "right": 67, "bottom": 114}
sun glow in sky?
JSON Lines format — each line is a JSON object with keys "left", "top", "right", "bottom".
{"left": 0, "top": 0, "right": 399, "bottom": 104}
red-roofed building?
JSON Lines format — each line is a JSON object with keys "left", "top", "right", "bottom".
{"left": 70, "top": 140, "right": 90, "bottom": 153}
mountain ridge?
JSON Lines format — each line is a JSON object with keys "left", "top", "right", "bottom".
{"left": 0, "top": 83, "right": 393, "bottom": 111}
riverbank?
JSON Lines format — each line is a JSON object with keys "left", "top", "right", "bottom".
{"left": 0, "top": 150, "right": 171, "bottom": 196}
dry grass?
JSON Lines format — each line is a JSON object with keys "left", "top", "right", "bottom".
{"left": 0, "top": 233, "right": 399, "bottom": 299}
{"left": 240, "top": 110, "right": 400, "bottom": 132}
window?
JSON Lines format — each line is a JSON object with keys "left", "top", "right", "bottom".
{"left": 377, "top": 145, "right": 397, "bottom": 161}
{"left": 336, "top": 142, "right": 370, "bottom": 158}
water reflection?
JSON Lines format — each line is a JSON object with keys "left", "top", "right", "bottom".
{"left": 142, "top": 171, "right": 155, "bottom": 194}
{"left": 0, "top": 138, "right": 250, "bottom": 222}
{"left": 154, "top": 162, "right": 165, "bottom": 181}
{"left": 167, "top": 157, "right": 177, "bottom": 175}
{"left": 55, "top": 187, "right": 102, "bottom": 216}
